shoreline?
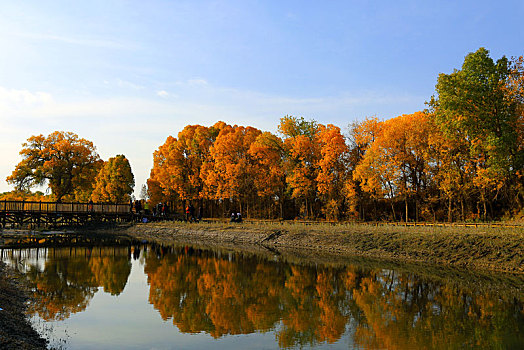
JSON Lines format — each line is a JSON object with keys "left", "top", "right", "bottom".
{"left": 0, "top": 262, "right": 48, "bottom": 350}
{"left": 0, "top": 221, "right": 522, "bottom": 348}
{"left": 112, "top": 221, "right": 524, "bottom": 274}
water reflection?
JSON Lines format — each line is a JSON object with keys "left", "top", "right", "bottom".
{"left": 2, "top": 245, "right": 523, "bottom": 349}
{"left": 3, "top": 246, "right": 131, "bottom": 321}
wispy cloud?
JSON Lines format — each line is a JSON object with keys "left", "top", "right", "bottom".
{"left": 187, "top": 78, "right": 209, "bottom": 86}
{"left": 116, "top": 79, "right": 145, "bottom": 90}
{"left": 156, "top": 90, "right": 170, "bottom": 98}
{"left": 0, "top": 83, "right": 423, "bottom": 126}
{"left": 0, "top": 83, "right": 425, "bottom": 196}
{"left": 15, "top": 32, "right": 137, "bottom": 50}
{"left": 0, "top": 86, "right": 54, "bottom": 112}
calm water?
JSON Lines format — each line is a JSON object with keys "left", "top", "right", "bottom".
{"left": 2, "top": 244, "right": 523, "bottom": 349}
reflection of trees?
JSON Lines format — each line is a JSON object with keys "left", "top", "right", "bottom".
{"left": 278, "top": 266, "right": 350, "bottom": 348}
{"left": 351, "top": 271, "right": 524, "bottom": 349}
{"left": 144, "top": 247, "right": 524, "bottom": 349}
{"left": 144, "top": 248, "right": 351, "bottom": 346}
{"left": 145, "top": 249, "right": 285, "bottom": 338}
{"left": 25, "top": 256, "right": 97, "bottom": 321}
{"left": 5, "top": 245, "right": 523, "bottom": 348}
{"left": 89, "top": 253, "right": 131, "bottom": 295}
{"left": 9, "top": 246, "right": 131, "bottom": 321}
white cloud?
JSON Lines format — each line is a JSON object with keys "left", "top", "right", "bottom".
{"left": 116, "top": 79, "right": 145, "bottom": 90}
{"left": 0, "top": 83, "right": 425, "bottom": 195}
{"left": 187, "top": 78, "right": 209, "bottom": 86}
{"left": 0, "top": 86, "right": 54, "bottom": 110}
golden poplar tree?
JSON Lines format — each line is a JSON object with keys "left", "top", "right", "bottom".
{"left": 7, "top": 131, "right": 101, "bottom": 201}
{"left": 91, "top": 155, "right": 135, "bottom": 203}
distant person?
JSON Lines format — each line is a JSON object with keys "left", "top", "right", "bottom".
{"left": 88, "top": 199, "right": 94, "bottom": 212}
{"left": 186, "top": 204, "right": 191, "bottom": 221}
{"left": 236, "top": 212, "right": 242, "bottom": 223}
{"left": 230, "top": 212, "right": 236, "bottom": 222}
{"left": 189, "top": 203, "right": 195, "bottom": 222}
{"left": 197, "top": 205, "right": 203, "bottom": 221}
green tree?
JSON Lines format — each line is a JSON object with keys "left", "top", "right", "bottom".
{"left": 430, "top": 48, "right": 522, "bottom": 217}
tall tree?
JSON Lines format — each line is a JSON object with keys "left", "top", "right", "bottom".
{"left": 278, "top": 116, "right": 321, "bottom": 218}
{"left": 316, "top": 124, "right": 348, "bottom": 220}
{"left": 149, "top": 124, "right": 219, "bottom": 201}
{"left": 346, "top": 117, "right": 383, "bottom": 220}
{"left": 430, "top": 48, "right": 523, "bottom": 217}
{"left": 248, "top": 131, "right": 286, "bottom": 218}
{"left": 91, "top": 155, "right": 135, "bottom": 203}
{"left": 354, "top": 113, "right": 431, "bottom": 221}
{"left": 7, "top": 131, "right": 101, "bottom": 201}
{"left": 202, "top": 125, "right": 262, "bottom": 214}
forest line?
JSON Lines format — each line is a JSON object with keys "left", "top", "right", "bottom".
{"left": 3, "top": 48, "right": 523, "bottom": 222}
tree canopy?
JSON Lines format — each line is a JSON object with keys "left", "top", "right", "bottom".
{"left": 7, "top": 131, "right": 102, "bottom": 201}
{"left": 7, "top": 48, "right": 523, "bottom": 220}
{"left": 91, "top": 155, "right": 135, "bottom": 203}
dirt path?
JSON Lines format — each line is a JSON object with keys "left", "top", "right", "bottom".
{"left": 0, "top": 262, "right": 48, "bottom": 350}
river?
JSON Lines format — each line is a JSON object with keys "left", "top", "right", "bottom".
{"left": 1, "top": 244, "right": 523, "bottom": 349}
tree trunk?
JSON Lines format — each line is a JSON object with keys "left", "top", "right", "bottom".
{"left": 405, "top": 197, "right": 409, "bottom": 222}
{"left": 391, "top": 202, "right": 396, "bottom": 221}
{"left": 482, "top": 191, "right": 487, "bottom": 220}
{"left": 448, "top": 197, "right": 452, "bottom": 222}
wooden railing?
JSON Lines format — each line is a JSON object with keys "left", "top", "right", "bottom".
{"left": 200, "top": 218, "right": 522, "bottom": 228}
{"left": 0, "top": 200, "right": 132, "bottom": 214}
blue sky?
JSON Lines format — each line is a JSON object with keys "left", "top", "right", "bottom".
{"left": 1, "top": 0, "right": 523, "bottom": 196}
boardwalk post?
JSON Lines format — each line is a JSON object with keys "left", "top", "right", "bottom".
{"left": 2, "top": 199, "right": 5, "bottom": 228}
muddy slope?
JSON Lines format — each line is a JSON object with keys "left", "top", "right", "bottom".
{"left": 0, "top": 262, "right": 48, "bottom": 350}
{"left": 117, "top": 222, "right": 524, "bottom": 273}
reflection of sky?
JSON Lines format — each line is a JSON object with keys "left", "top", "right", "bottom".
{"left": 4, "top": 246, "right": 521, "bottom": 349}
{"left": 21, "top": 253, "right": 349, "bottom": 350}
{"left": 1, "top": 248, "right": 46, "bottom": 273}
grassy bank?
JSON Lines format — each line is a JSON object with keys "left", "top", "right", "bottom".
{"left": 119, "top": 221, "right": 524, "bottom": 273}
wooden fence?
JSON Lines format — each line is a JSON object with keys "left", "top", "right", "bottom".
{"left": 1, "top": 200, "right": 133, "bottom": 228}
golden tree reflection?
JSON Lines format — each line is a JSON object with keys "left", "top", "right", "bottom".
{"left": 143, "top": 247, "right": 524, "bottom": 349}
{"left": 9, "top": 246, "right": 131, "bottom": 321}
{"left": 6, "top": 245, "right": 523, "bottom": 349}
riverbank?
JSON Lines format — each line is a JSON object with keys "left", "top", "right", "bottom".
{"left": 115, "top": 221, "right": 524, "bottom": 273}
{"left": 0, "top": 262, "right": 48, "bottom": 350}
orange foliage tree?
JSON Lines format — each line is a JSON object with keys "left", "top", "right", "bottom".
{"left": 7, "top": 131, "right": 102, "bottom": 202}
{"left": 248, "top": 131, "right": 286, "bottom": 218}
{"left": 354, "top": 112, "right": 431, "bottom": 221}
{"left": 346, "top": 117, "right": 383, "bottom": 220}
{"left": 201, "top": 124, "right": 262, "bottom": 215}
{"left": 278, "top": 116, "right": 321, "bottom": 218}
{"left": 316, "top": 124, "right": 348, "bottom": 220}
{"left": 91, "top": 154, "right": 135, "bottom": 203}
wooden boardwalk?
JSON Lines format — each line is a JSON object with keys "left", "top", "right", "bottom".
{"left": 0, "top": 200, "right": 134, "bottom": 228}
{"left": 2, "top": 200, "right": 521, "bottom": 229}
